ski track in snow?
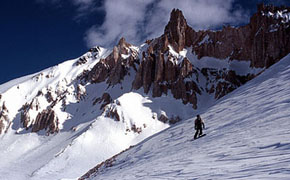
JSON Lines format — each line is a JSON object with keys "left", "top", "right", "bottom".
{"left": 88, "top": 54, "right": 290, "bottom": 180}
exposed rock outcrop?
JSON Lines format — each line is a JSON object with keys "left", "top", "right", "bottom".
{"left": 19, "top": 83, "right": 75, "bottom": 134}
{"left": 82, "top": 38, "right": 139, "bottom": 86}
{"left": 76, "top": 84, "right": 86, "bottom": 101}
{"left": 93, "top": 92, "right": 113, "bottom": 110}
{"left": 0, "top": 102, "right": 10, "bottom": 134}
{"left": 132, "top": 37, "right": 200, "bottom": 108}
{"left": 31, "top": 109, "right": 59, "bottom": 134}
{"left": 79, "top": 145, "right": 135, "bottom": 180}
{"left": 75, "top": 46, "right": 102, "bottom": 66}
{"left": 188, "top": 4, "right": 290, "bottom": 68}
{"left": 158, "top": 114, "right": 181, "bottom": 125}
{"left": 131, "top": 4, "right": 290, "bottom": 109}
{"left": 103, "top": 103, "right": 120, "bottom": 122}
{"left": 21, "top": 102, "right": 59, "bottom": 134}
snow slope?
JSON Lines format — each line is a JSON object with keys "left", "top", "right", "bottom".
{"left": 0, "top": 42, "right": 285, "bottom": 180}
{"left": 85, "top": 54, "right": 290, "bottom": 180}
{"left": 0, "top": 44, "right": 196, "bottom": 180}
{"left": 28, "top": 92, "right": 169, "bottom": 180}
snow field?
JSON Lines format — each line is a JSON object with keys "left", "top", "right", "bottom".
{"left": 30, "top": 92, "right": 169, "bottom": 180}
{"left": 88, "top": 54, "right": 290, "bottom": 180}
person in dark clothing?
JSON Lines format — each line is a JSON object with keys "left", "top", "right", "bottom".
{"left": 194, "top": 115, "right": 205, "bottom": 139}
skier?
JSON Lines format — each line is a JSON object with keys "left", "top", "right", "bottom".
{"left": 194, "top": 115, "right": 205, "bottom": 139}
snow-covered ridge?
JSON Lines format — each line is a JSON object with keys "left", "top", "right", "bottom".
{"left": 0, "top": 47, "right": 111, "bottom": 130}
{"left": 0, "top": 46, "right": 110, "bottom": 94}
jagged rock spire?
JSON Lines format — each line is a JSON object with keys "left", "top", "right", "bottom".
{"left": 164, "top": 9, "right": 188, "bottom": 52}
{"left": 113, "top": 37, "right": 130, "bottom": 62}
{"left": 117, "top": 37, "right": 130, "bottom": 49}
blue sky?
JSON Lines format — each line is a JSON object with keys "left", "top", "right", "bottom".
{"left": 0, "top": 0, "right": 289, "bottom": 84}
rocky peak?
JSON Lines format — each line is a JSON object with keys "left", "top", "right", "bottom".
{"left": 117, "top": 37, "right": 130, "bottom": 50}
{"left": 81, "top": 36, "right": 139, "bottom": 86}
{"left": 257, "top": 3, "right": 290, "bottom": 14}
{"left": 164, "top": 9, "right": 188, "bottom": 52}
{"left": 85, "top": 4, "right": 289, "bottom": 114}
{"left": 111, "top": 37, "right": 129, "bottom": 63}
{"left": 114, "top": 37, "right": 131, "bottom": 58}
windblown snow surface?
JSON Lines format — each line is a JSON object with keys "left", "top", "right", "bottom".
{"left": 85, "top": 54, "right": 290, "bottom": 180}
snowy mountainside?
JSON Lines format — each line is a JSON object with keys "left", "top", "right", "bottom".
{"left": 0, "top": 42, "right": 187, "bottom": 179}
{"left": 0, "top": 4, "right": 289, "bottom": 180}
{"left": 0, "top": 41, "right": 209, "bottom": 180}
{"left": 28, "top": 92, "right": 170, "bottom": 180}
{"left": 0, "top": 39, "right": 261, "bottom": 180}
{"left": 82, "top": 54, "right": 290, "bottom": 180}
{"left": 0, "top": 47, "right": 111, "bottom": 134}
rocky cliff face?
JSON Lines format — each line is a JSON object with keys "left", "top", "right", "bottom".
{"left": 80, "top": 4, "right": 290, "bottom": 111}
{"left": 132, "top": 5, "right": 285, "bottom": 107}
{"left": 190, "top": 4, "right": 290, "bottom": 68}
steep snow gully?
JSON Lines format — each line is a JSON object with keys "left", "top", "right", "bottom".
{"left": 84, "top": 54, "right": 290, "bottom": 180}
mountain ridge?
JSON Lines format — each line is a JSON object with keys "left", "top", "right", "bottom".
{"left": 0, "top": 3, "right": 289, "bottom": 180}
